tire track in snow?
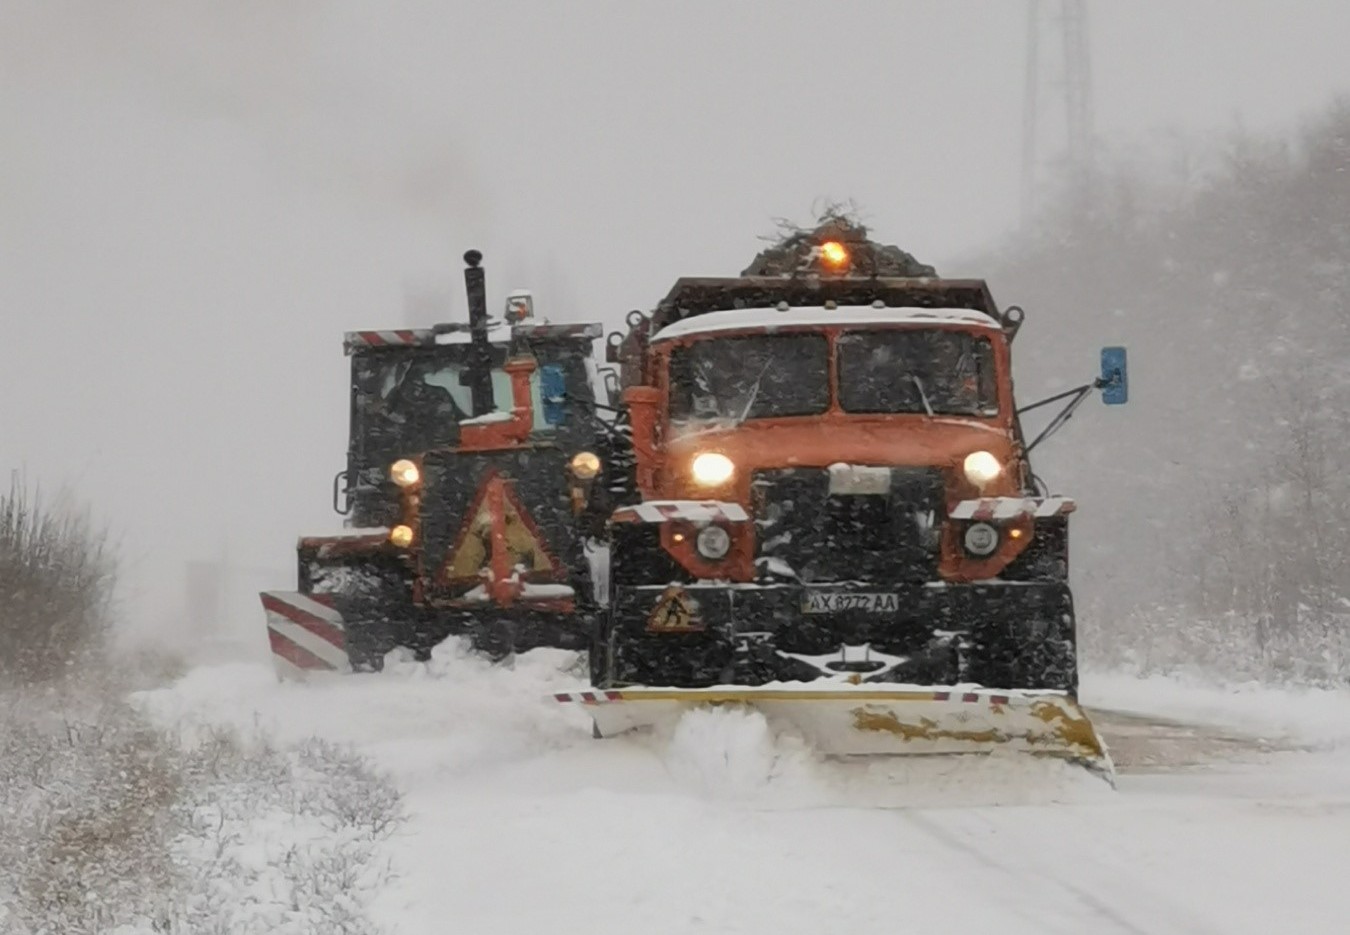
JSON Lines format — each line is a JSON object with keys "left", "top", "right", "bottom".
{"left": 898, "top": 809, "right": 1225, "bottom": 935}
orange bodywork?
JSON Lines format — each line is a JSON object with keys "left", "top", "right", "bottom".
{"left": 459, "top": 356, "right": 538, "bottom": 451}
{"left": 624, "top": 321, "right": 1035, "bottom": 582}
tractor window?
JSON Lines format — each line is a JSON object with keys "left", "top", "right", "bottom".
{"left": 836, "top": 329, "right": 999, "bottom": 417}
{"left": 355, "top": 355, "right": 516, "bottom": 458}
{"left": 669, "top": 334, "right": 829, "bottom": 424}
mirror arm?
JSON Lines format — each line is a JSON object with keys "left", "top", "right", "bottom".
{"left": 1023, "top": 383, "right": 1096, "bottom": 455}
{"left": 1017, "top": 381, "right": 1098, "bottom": 416}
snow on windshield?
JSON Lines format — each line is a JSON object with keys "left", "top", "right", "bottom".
{"left": 668, "top": 334, "right": 829, "bottom": 423}
{"left": 837, "top": 329, "right": 999, "bottom": 417}
{"left": 666, "top": 328, "right": 999, "bottom": 424}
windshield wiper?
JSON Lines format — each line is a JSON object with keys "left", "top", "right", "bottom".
{"left": 910, "top": 375, "right": 935, "bottom": 416}
{"left": 736, "top": 361, "right": 774, "bottom": 423}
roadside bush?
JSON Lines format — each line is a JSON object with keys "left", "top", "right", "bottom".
{"left": 0, "top": 477, "right": 116, "bottom": 684}
{"left": 0, "top": 692, "right": 405, "bottom": 935}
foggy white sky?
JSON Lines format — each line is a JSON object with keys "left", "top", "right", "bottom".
{"left": 2, "top": 1, "right": 1348, "bottom": 651}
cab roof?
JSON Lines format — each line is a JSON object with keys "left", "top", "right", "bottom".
{"left": 343, "top": 320, "right": 603, "bottom": 355}
{"left": 650, "top": 304, "right": 1002, "bottom": 343}
{"left": 651, "top": 276, "right": 1003, "bottom": 335}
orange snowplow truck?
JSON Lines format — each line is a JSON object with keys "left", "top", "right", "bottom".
{"left": 565, "top": 218, "right": 1128, "bottom": 773}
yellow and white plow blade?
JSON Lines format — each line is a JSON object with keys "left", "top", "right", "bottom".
{"left": 555, "top": 685, "right": 1113, "bottom": 778}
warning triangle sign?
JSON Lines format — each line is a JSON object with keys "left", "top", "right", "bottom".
{"left": 646, "top": 586, "right": 702, "bottom": 633}
{"left": 445, "top": 471, "right": 563, "bottom": 583}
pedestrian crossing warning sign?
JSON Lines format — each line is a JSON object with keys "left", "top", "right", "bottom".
{"left": 445, "top": 472, "right": 562, "bottom": 582}
{"left": 646, "top": 586, "right": 702, "bottom": 633}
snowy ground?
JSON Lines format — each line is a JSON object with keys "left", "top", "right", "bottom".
{"left": 133, "top": 645, "right": 1350, "bottom": 935}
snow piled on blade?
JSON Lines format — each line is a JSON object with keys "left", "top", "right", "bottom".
{"left": 656, "top": 704, "right": 1109, "bottom": 808}
{"left": 138, "top": 639, "right": 1109, "bottom": 815}
{"left": 659, "top": 705, "right": 816, "bottom": 800}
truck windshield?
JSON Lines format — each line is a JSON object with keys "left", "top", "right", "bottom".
{"left": 669, "top": 334, "right": 829, "bottom": 423}
{"left": 836, "top": 329, "right": 998, "bottom": 416}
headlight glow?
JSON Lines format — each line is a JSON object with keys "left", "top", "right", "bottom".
{"left": 388, "top": 524, "right": 415, "bottom": 548}
{"left": 569, "top": 450, "right": 602, "bottom": 480}
{"left": 690, "top": 452, "right": 735, "bottom": 487}
{"left": 962, "top": 451, "right": 1001, "bottom": 486}
{"left": 390, "top": 459, "right": 421, "bottom": 488}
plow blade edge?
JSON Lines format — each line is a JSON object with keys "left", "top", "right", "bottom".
{"left": 556, "top": 685, "right": 1113, "bottom": 778}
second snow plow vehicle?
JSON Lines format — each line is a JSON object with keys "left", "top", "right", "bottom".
{"left": 262, "top": 251, "right": 611, "bottom": 673}
{"left": 560, "top": 217, "right": 1128, "bottom": 777}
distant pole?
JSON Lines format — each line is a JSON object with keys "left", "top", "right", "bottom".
{"left": 1021, "top": 0, "right": 1041, "bottom": 228}
{"left": 1061, "top": 0, "right": 1095, "bottom": 185}
{"left": 1020, "top": 0, "right": 1095, "bottom": 223}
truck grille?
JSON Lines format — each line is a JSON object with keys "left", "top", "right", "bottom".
{"left": 751, "top": 467, "right": 945, "bottom": 583}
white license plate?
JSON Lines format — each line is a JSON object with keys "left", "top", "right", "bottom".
{"left": 827, "top": 464, "right": 892, "bottom": 495}
{"left": 802, "top": 591, "right": 900, "bottom": 614}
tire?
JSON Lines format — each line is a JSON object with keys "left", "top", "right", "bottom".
{"left": 326, "top": 557, "right": 414, "bottom": 673}
{"left": 588, "top": 611, "right": 612, "bottom": 687}
{"left": 343, "top": 619, "right": 391, "bottom": 672}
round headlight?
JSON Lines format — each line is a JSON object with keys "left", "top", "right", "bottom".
{"left": 388, "top": 524, "right": 415, "bottom": 548}
{"left": 963, "top": 522, "right": 999, "bottom": 557}
{"left": 569, "top": 450, "right": 601, "bottom": 480}
{"left": 390, "top": 459, "right": 421, "bottom": 488}
{"left": 962, "top": 451, "right": 1001, "bottom": 486}
{"left": 691, "top": 452, "right": 734, "bottom": 486}
{"left": 695, "top": 525, "right": 731, "bottom": 560}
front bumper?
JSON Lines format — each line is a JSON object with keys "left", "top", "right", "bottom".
{"left": 604, "top": 580, "right": 1076, "bottom": 693}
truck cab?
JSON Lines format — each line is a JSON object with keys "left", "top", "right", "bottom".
{"left": 594, "top": 221, "right": 1112, "bottom": 694}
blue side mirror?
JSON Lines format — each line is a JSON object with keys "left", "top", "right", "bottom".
{"left": 1099, "top": 346, "right": 1128, "bottom": 405}
{"left": 540, "top": 364, "right": 567, "bottom": 426}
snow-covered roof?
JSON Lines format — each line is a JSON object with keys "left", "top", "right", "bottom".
{"left": 650, "top": 305, "right": 1002, "bottom": 343}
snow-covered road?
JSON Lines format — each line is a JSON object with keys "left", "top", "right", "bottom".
{"left": 135, "top": 648, "right": 1350, "bottom": 934}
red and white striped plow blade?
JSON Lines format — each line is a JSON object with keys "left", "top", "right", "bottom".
{"left": 260, "top": 591, "right": 350, "bottom": 679}
{"left": 556, "top": 685, "right": 1114, "bottom": 781}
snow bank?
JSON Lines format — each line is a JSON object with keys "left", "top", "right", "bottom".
{"left": 1083, "top": 668, "right": 1350, "bottom": 746}
{"left": 129, "top": 647, "right": 1350, "bottom": 934}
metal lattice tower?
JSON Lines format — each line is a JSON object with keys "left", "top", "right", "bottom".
{"left": 1021, "top": 0, "right": 1096, "bottom": 224}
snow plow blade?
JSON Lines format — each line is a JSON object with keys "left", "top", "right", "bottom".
{"left": 556, "top": 685, "right": 1113, "bottom": 779}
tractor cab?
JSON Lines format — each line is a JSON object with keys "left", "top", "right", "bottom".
{"left": 340, "top": 314, "right": 604, "bottom": 530}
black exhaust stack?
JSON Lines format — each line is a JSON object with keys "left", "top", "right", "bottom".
{"left": 462, "top": 249, "right": 496, "bottom": 418}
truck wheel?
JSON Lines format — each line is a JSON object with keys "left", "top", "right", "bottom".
{"left": 588, "top": 612, "right": 612, "bottom": 687}
{"left": 343, "top": 620, "right": 391, "bottom": 672}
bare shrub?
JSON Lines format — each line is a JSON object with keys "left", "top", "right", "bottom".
{"left": 0, "top": 477, "right": 116, "bottom": 685}
{"left": 0, "top": 696, "right": 181, "bottom": 933}
{"left": 0, "top": 693, "right": 405, "bottom": 935}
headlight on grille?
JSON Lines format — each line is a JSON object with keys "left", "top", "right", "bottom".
{"left": 390, "top": 459, "right": 421, "bottom": 488}
{"left": 569, "top": 451, "right": 601, "bottom": 479}
{"left": 691, "top": 452, "right": 734, "bottom": 486}
{"left": 962, "top": 451, "right": 1001, "bottom": 486}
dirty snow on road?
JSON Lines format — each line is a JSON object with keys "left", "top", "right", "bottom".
{"left": 135, "top": 645, "right": 1350, "bottom": 935}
